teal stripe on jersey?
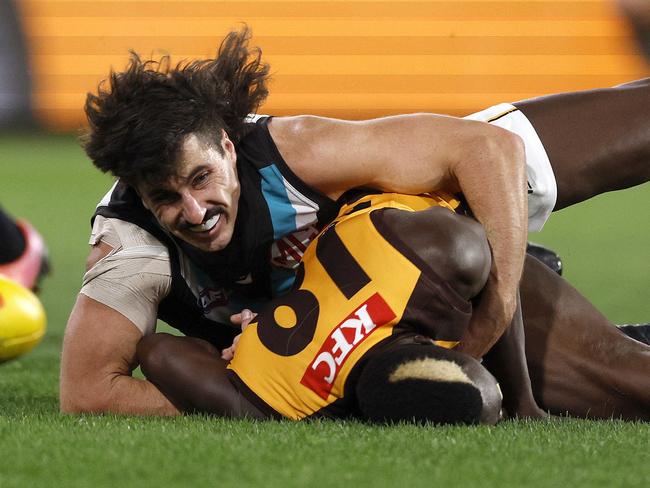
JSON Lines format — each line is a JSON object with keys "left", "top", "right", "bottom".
{"left": 259, "top": 164, "right": 297, "bottom": 240}
{"left": 271, "top": 267, "right": 297, "bottom": 297}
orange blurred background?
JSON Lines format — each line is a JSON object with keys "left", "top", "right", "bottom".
{"left": 17, "top": 0, "right": 649, "bottom": 130}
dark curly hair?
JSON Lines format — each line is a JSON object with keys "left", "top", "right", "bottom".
{"left": 83, "top": 26, "right": 270, "bottom": 187}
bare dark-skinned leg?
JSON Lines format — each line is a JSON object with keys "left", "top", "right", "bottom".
{"left": 137, "top": 333, "right": 266, "bottom": 419}
{"left": 520, "top": 257, "right": 650, "bottom": 420}
{"left": 514, "top": 80, "right": 650, "bottom": 210}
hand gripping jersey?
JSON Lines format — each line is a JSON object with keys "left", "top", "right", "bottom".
{"left": 227, "top": 193, "right": 473, "bottom": 420}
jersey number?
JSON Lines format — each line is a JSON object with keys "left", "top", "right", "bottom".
{"left": 255, "top": 225, "right": 370, "bottom": 356}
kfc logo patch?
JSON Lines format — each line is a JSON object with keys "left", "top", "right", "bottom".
{"left": 300, "top": 293, "right": 396, "bottom": 399}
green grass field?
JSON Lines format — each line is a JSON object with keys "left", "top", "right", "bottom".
{"left": 0, "top": 133, "right": 648, "bottom": 488}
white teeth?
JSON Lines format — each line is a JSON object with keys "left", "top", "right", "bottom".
{"left": 189, "top": 214, "right": 220, "bottom": 232}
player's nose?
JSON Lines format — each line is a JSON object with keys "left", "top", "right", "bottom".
{"left": 180, "top": 191, "right": 206, "bottom": 225}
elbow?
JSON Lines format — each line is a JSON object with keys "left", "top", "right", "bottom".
{"left": 505, "top": 131, "right": 526, "bottom": 178}
{"left": 60, "top": 394, "right": 108, "bottom": 415}
{"left": 459, "top": 126, "right": 527, "bottom": 197}
{"left": 454, "top": 123, "right": 527, "bottom": 189}
{"left": 59, "top": 373, "right": 110, "bottom": 414}
{"left": 60, "top": 401, "right": 99, "bottom": 415}
{"left": 485, "top": 127, "right": 526, "bottom": 178}
{"left": 503, "top": 128, "right": 525, "bottom": 160}
{"left": 60, "top": 386, "right": 109, "bottom": 415}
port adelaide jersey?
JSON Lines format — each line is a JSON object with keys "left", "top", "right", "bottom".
{"left": 92, "top": 117, "right": 339, "bottom": 348}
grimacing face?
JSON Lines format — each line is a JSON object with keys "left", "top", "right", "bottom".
{"left": 139, "top": 131, "right": 241, "bottom": 252}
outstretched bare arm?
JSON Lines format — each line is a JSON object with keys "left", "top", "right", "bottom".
{"left": 270, "top": 114, "right": 528, "bottom": 358}
{"left": 60, "top": 242, "right": 179, "bottom": 416}
{"left": 61, "top": 294, "right": 180, "bottom": 415}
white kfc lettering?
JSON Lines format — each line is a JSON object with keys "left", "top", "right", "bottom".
{"left": 311, "top": 352, "right": 337, "bottom": 384}
{"left": 331, "top": 329, "right": 353, "bottom": 366}
{"left": 339, "top": 304, "right": 376, "bottom": 345}
{"left": 300, "top": 293, "right": 396, "bottom": 400}
{"left": 312, "top": 304, "right": 377, "bottom": 383}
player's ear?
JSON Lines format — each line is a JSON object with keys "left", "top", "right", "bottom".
{"left": 140, "top": 195, "right": 150, "bottom": 211}
{"left": 220, "top": 129, "right": 236, "bottom": 162}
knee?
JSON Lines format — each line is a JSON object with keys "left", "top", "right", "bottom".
{"left": 136, "top": 333, "right": 177, "bottom": 379}
{"left": 379, "top": 207, "right": 491, "bottom": 299}
{"left": 444, "top": 217, "right": 492, "bottom": 298}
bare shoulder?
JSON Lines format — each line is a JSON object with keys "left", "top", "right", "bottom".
{"left": 267, "top": 115, "right": 371, "bottom": 199}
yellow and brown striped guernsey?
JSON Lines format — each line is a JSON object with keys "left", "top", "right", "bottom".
{"left": 18, "top": 0, "right": 647, "bottom": 130}
{"left": 227, "top": 192, "right": 472, "bottom": 420}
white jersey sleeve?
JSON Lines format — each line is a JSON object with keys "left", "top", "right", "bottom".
{"left": 80, "top": 216, "right": 172, "bottom": 336}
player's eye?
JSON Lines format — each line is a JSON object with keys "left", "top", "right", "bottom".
{"left": 193, "top": 171, "right": 210, "bottom": 187}
{"left": 151, "top": 192, "right": 179, "bottom": 206}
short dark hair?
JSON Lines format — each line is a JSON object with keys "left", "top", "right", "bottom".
{"left": 83, "top": 26, "right": 270, "bottom": 187}
{"left": 356, "top": 344, "right": 483, "bottom": 425}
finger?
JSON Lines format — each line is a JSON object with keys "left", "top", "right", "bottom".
{"left": 241, "top": 318, "right": 256, "bottom": 331}
{"left": 240, "top": 311, "right": 258, "bottom": 330}
{"left": 231, "top": 309, "right": 254, "bottom": 326}
{"left": 221, "top": 346, "right": 234, "bottom": 361}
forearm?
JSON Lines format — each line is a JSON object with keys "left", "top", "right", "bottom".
{"left": 456, "top": 130, "right": 528, "bottom": 357}
{"left": 481, "top": 292, "right": 545, "bottom": 418}
{"left": 61, "top": 295, "right": 180, "bottom": 416}
{"left": 106, "top": 374, "right": 180, "bottom": 416}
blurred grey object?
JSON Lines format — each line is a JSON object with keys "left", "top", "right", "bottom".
{"left": 618, "top": 0, "right": 650, "bottom": 60}
{"left": 0, "top": 0, "right": 33, "bottom": 128}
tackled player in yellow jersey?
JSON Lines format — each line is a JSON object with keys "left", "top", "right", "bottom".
{"left": 227, "top": 192, "right": 482, "bottom": 419}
